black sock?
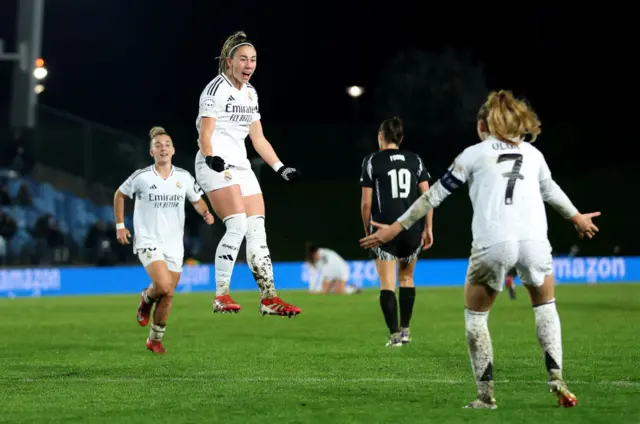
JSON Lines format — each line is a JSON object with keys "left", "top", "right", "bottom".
{"left": 399, "top": 287, "right": 416, "bottom": 329}
{"left": 379, "top": 290, "right": 400, "bottom": 334}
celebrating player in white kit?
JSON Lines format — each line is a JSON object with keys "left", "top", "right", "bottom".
{"left": 114, "top": 126, "right": 215, "bottom": 354}
{"left": 194, "top": 31, "right": 301, "bottom": 317}
{"left": 360, "top": 90, "right": 601, "bottom": 409}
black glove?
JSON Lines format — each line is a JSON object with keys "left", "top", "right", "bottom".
{"left": 277, "top": 166, "right": 301, "bottom": 182}
{"left": 205, "top": 155, "right": 226, "bottom": 172}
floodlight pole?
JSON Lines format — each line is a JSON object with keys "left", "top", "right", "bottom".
{"left": 0, "top": 0, "right": 46, "bottom": 129}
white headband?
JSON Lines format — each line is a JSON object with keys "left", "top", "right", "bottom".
{"left": 228, "top": 42, "right": 254, "bottom": 56}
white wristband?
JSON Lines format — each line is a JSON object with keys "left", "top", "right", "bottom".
{"left": 272, "top": 161, "right": 284, "bottom": 172}
{"left": 116, "top": 223, "right": 125, "bottom": 230}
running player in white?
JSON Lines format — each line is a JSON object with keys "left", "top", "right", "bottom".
{"left": 195, "top": 31, "right": 302, "bottom": 317}
{"left": 360, "top": 90, "right": 600, "bottom": 409}
{"left": 305, "top": 243, "right": 360, "bottom": 294}
{"left": 114, "top": 126, "right": 215, "bottom": 354}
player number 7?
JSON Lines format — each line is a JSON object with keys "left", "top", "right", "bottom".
{"left": 497, "top": 153, "right": 524, "bottom": 205}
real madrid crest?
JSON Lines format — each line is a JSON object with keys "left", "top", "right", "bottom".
{"left": 176, "top": 180, "right": 182, "bottom": 188}
{"left": 146, "top": 251, "right": 152, "bottom": 259}
{"left": 248, "top": 90, "right": 253, "bottom": 101}
{"left": 224, "top": 170, "right": 232, "bottom": 181}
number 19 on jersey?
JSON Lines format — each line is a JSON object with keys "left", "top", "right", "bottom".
{"left": 388, "top": 168, "right": 411, "bottom": 199}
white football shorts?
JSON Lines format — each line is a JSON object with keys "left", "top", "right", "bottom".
{"left": 309, "top": 264, "right": 350, "bottom": 292}
{"left": 137, "top": 247, "right": 183, "bottom": 273}
{"left": 465, "top": 240, "right": 553, "bottom": 292}
{"left": 195, "top": 152, "right": 262, "bottom": 196}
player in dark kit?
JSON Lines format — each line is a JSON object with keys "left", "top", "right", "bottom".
{"left": 360, "top": 117, "right": 434, "bottom": 347}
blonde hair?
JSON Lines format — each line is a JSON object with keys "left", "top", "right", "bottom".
{"left": 217, "top": 31, "right": 254, "bottom": 75}
{"left": 477, "top": 90, "right": 541, "bottom": 143}
{"left": 149, "top": 126, "right": 167, "bottom": 140}
{"left": 148, "top": 126, "right": 170, "bottom": 148}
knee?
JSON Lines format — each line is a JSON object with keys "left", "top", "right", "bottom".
{"left": 398, "top": 274, "right": 414, "bottom": 288}
{"left": 224, "top": 213, "right": 248, "bottom": 239}
{"left": 246, "top": 215, "right": 266, "bottom": 241}
{"left": 154, "top": 279, "right": 173, "bottom": 297}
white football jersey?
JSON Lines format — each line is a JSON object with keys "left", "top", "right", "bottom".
{"left": 195, "top": 73, "right": 261, "bottom": 170}
{"left": 118, "top": 166, "right": 203, "bottom": 258}
{"left": 309, "top": 247, "right": 350, "bottom": 281}
{"left": 444, "top": 136, "right": 552, "bottom": 248}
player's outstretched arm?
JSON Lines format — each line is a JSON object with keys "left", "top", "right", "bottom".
{"left": 539, "top": 178, "right": 601, "bottom": 239}
{"left": 398, "top": 179, "right": 451, "bottom": 230}
{"left": 359, "top": 176, "right": 458, "bottom": 249}
{"left": 539, "top": 178, "right": 579, "bottom": 219}
{"left": 360, "top": 150, "right": 469, "bottom": 250}
{"left": 249, "top": 120, "right": 301, "bottom": 182}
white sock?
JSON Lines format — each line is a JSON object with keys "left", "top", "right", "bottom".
{"left": 246, "top": 215, "right": 277, "bottom": 299}
{"left": 149, "top": 323, "right": 165, "bottom": 341}
{"left": 533, "top": 299, "right": 563, "bottom": 379}
{"left": 465, "top": 308, "right": 494, "bottom": 398}
{"left": 215, "top": 213, "right": 247, "bottom": 297}
{"left": 143, "top": 290, "right": 153, "bottom": 304}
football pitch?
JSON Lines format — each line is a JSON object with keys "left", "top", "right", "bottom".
{"left": 1, "top": 283, "right": 638, "bottom": 423}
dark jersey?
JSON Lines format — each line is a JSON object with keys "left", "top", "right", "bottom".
{"left": 360, "top": 149, "right": 431, "bottom": 233}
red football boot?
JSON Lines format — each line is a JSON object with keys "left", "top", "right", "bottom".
{"left": 136, "top": 289, "right": 153, "bottom": 327}
{"left": 146, "top": 338, "right": 167, "bottom": 354}
{"left": 259, "top": 297, "right": 301, "bottom": 317}
{"left": 213, "top": 294, "right": 242, "bottom": 313}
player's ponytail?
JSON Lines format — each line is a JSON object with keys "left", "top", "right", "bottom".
{"left": 218, "top": 31, "right": 253, "bottom": 75}
{"left": 479, "top": 90, "right": 541, "bottom": 143}
{"left": 149, "top": 126, "right": 167, "bottom": 140}
{"left": 379, "top": 116, "right": 404, "bottom": 145}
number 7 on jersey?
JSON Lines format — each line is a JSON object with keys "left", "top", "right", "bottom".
{"left": 497, "top": 154, "right": 524, "bottom": 205}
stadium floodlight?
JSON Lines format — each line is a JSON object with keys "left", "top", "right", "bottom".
{"left": 33, "top": 58, "right": 47, "bottom": 80}
{"left": 346, "top": 86, "right": 364, "bottom": 98}
{"left": 33, "top": 66, "right": 47, "bottom": 80}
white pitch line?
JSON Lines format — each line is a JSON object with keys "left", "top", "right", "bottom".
{"left": 8, "top": 377, "right": 640, "bottom": 387}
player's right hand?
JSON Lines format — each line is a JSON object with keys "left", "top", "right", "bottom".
{"left": 571, "top": 211, "right": 601, "bottom": 239}
{"left": 205, "top": 155, "right": 226, "bottom": 172}
{"left": 116, "top": 228, "right": 131, "bottom": 244}
{"left": 360, "top": 221, "right": 403, "bottom": 249}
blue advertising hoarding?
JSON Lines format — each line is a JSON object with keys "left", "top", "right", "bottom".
{"left": 0, "top": 256, "right": 636, "bottom": 298}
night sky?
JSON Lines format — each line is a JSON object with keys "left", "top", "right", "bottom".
{"left": 1, "top": 0, "right": 635, "bottom": 134}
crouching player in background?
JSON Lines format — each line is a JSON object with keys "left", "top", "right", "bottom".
{"left": 305, "top": 243, "right": 361, "bottom": 294}
{"left": 114, "top": 126, "right": 214, "bottom": 353}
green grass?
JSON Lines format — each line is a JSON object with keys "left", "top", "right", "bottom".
{"left": 1, "top": 284, "right": 639, "bottom": 423}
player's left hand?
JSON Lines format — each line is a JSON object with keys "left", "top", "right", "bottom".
{"left": 359, "top": 221, "right": 403, "bottom": 249}
{"left": 421, "top": 228, "right": 434, "bottom": 250}
{"left": 203, "top": 210, "right": 215, "bottom": 225}
{"left": 277, "top": 166, "right": 301, "bottom": 182}
{"left": 572, "top": 211, "right": 600, "bottom": 239}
